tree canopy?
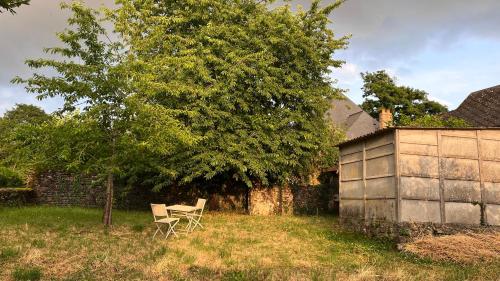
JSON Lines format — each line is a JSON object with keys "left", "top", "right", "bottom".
{"left": 360, "top": 70, "right": 448, "bottom": 125}
{"left": 0, "top": 0, "right": 29, "bottom": 13}
{"left": 114, "top": 0, "right": 348, "bottom": 187}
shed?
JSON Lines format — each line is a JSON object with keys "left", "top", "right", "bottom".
{"left": 338, "top": 127, "right": 500, "bottom": 233}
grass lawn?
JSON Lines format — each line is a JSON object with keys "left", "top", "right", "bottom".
{"left": 0, "top": 206, "right": 498, "bottom": 281}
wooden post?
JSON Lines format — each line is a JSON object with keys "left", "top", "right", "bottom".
{"left": 394, "top": 129, "right": 401, "bottom": 223}
{"left": 476, "top": 130, "right": 487, "bottom": 225}
{"left": 437, "top": 130, "right": 445, "bottom": 224}
{"left": 362, "top": 141, "right": 367, "bottom": 222}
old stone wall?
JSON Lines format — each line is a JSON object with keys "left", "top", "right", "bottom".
{"left": 248, "top": 185, "right": 293, "bottom": 215}
{"left": 248, "top": 184, "right": 338, "bottom": 215}
{"left": 30, "top": 171, "right": 248, "bottom": 211}
{"left": 30, "top": 171, "right": 336, "bottom": 214}
{"left": 30, "top": 171, "right": 106, "bottom": 207}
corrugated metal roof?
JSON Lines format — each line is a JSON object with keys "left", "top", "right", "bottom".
{"left": 336, "top": 127, "right": 500, "bottom": 147}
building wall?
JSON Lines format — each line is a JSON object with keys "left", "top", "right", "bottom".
{"left": 397, "top": 129, "right": 500, "bottom": 226}
{"left": 339, "top": 130, "right": 396, "bottom": 223}
{"left": 339, "top": 128, "right": 500, "bottom": 239}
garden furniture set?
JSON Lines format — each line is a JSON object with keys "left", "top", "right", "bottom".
{"left": 151, "top": 198, "right": 206, "bottom": 239}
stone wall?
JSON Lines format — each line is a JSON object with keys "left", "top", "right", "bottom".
{"left": 292, "top": 184, "right": 338, "bottom": 215}
{"left": 29, "top": 171, "right": 248, "bottom": 211}
{"left": 30, "top": 171, "right": 336, "bottom": 215}
{"left": 248, "top": 185, "right": 293, "bottom": 215}
{"left": 30, "top": 172, "right": 106, "bottom": 207}
{"left": 248, "top": 184, "right": 338, "bottom": 216}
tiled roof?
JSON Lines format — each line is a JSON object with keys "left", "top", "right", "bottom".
{"left": 326, "top": 94, "right": 379, "bottom": 140}
{"left": 448, "top": 85, "right": 500, "bottom": 127}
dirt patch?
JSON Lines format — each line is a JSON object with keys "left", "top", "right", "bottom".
{"left": 403, "top": 232, "right": 500, "bottom": 264}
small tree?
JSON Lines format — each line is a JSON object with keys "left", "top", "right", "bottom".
{"left": 12, "top": 2, "right": 194, "bottom": 226}
{"left": 360, "top": 70, "right": 448, "bottom": 125}
{"left": 0, "top": 0, "right": 29, "bottom": 13}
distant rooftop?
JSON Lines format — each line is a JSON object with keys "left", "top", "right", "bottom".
{"left": 448, "top": 85, "right": 500, "bottom": 127}
{"left": 326, "top": 94, "right": 379, "bottom": 140}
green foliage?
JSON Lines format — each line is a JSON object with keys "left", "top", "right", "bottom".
{"left": 0, "top": 104, "right": 50, "bottom": 174}
{"left": 399, "top": 114, "right": 471, "bottom": 128}
{"left": 113, "top": 0, "right": 348, "bottom": 187}
{"left": 12, "top": 267, "right": 41, "bottom": 281}
{"left": 0, "top": 0, "right": 29, "bottom": 14}
{"left": 360, "top": 70, "right": 448, "bottom": 125}
{"left": 12, "top": 2, "right": 195, "bottom": 182}
{"left": 0, "top": 166, "right": 24, "bottom": 187}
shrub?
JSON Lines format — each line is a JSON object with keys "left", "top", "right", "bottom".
{"left": 0, "top": 167, "right": 24, "bottom": 187}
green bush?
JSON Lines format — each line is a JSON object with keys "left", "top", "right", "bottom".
{"left": 0, "top": 167, "right": 24, "bottom": 187}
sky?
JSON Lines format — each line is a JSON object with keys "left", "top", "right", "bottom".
{"left": 1, "top": 0, "right": 499, "bottom": 115}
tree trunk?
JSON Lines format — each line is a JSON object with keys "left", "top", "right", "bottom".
{"left": 102, "top": 172, "right": 114, "bottom": 227}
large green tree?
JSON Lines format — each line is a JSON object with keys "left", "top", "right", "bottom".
{"left": 360, "top": 70, "right": 448, "bottom": 125}
{"left": 114, "top": 0, "right": 348, "bottom": 187}
{"left": 12, "top": 2, "right": 194, "bottom": 226}
{"left": 0, "top": 0, "right": 29, "bottom": 13}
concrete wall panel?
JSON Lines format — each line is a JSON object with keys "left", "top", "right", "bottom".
{"left": 365, "top": 199, "right": 396, "bottom": 222}
{"left": 399, "top": 142, "right": 438, "bottom": 156}
{"left": 479, "top": 139, "right": 500, "bottom": 161}
{"left": 340, "top": 199, "right": 364, "bottom": 218}
{"left": 441, "top": 130, "right": 477, "bottom": 138}
{"left": 340, "top": 180, "right": 364, "bottom": 199}
{"left": 366, "top": 144, "right": 394, "bottom": 159}
{"left": 341, "top": 152, "right": 363, "bottom": 164}
{"left": 480, "top": 130, "right": 500, "bottom": 140}
{"left": 486, "top": 204, "right": 500, "bottom": 226}
{"left": 441, "top": 136, "right": 478, "bottom": 159}
{"left": 445, "top": 202, "right": 481, "bottom": 225}
{"left": 481, "top": 161, "right": 500, "bottom": 182}
{"left": 400, "top": 154, "right": 439, "bottom": 178}
{"left": 399, "top": 130, "right": 437, "bottom": 145}
{"left": 365, "top": 177, "right": 395, "bottom": 198}
{"left": 365, "top": 132, "right": 393, "bottom": 149}
{"left": 340, "top": 143, "right": 363, "bottom": 156}
{"left": 341, "top": 161, "right": 363, "bottom": 180}
{"left": 441, "top": 158, "right": 479, "bottom": 181}
{"left": 484, "top": 182, "right": 500, "bottom": 204}
{"left": 443, "top": 179, "right": 481, "bottom": 203}
{"left": 400, "top": 176, "right": 440, "bottom": 200}
{"left": 401, "top": 200, "right": 441, "bottom": 223}
{"left": 366, "top": 155, "right": 394, "bottom": 178}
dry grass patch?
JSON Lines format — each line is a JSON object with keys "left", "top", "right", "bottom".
{"left": 0, "top": 206, "right": 499, "bottom": 280}
{"left": 403, "top": 232, "right": 500, "bottom": 264}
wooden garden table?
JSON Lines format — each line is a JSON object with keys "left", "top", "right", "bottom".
{"left": 166, "top": 204, "right": 198, "bottom": 233}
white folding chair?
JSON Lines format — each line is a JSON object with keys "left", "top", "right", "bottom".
{"left": 151, "top": 204, "right": 180, "bottom": 239}
{"left": 189, "top": 198, "right": 206, "bottom": 231}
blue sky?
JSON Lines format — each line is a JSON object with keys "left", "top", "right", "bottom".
{"left": 1, "top": 0, "right": 499, "bottom": 115}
